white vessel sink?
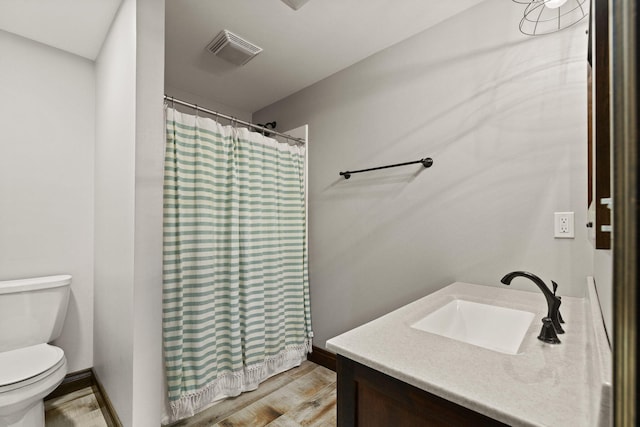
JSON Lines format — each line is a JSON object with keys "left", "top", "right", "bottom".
{"left": 411, "top": 299, "right": 535, "bottom": 355}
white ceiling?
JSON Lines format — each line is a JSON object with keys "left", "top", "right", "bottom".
{"left": 166, "top": 0, "right": 484, "bottom": 113}
{"left": 0, "top": 0, "right": 122, "bottom": 60}
{"left": 0, "top": 0, "right": 484, "bottom": 112}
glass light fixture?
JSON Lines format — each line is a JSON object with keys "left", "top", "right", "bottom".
{"left": 513, "top": 0, "right": 589, "bottom": 36}
{"left": 545, "top": 0, "right": 568, "bottom": 8}
{"left": 280, "top": 0, "right": 311, "bottom": 10}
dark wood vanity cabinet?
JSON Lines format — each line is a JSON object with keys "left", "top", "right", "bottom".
{"left": 336, "top": 355, "right": 508, "bottom": 427}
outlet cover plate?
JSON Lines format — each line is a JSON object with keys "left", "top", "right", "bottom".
{"left": 554, "top": 212, "right": 575, "bottom": 238}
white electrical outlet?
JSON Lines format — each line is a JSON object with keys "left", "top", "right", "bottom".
{"left": 554, "top": 212, "right": 575, "bottom": 238}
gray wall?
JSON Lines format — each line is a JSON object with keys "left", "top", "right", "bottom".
{"left": 0, "top": 29, "right": 95, "bottom": 372}
{"left": 165, "top": 84, "right": 252, "bottom": 122}
{"left": 94, "top": 0, "right": 164, "bottom": 425}
{"left": 94, "top": 0, "right": 136, "bottom": 421}
{"left": 254, "top": 0, "right": 593, "bottom": 349}
{"left": 131, "top": 0, "right": 165, "bottom": 423}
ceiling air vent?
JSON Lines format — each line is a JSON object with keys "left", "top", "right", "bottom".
{"left": 280, "top": 0, "right": 311, "bottom": 10}
{"left": 206, "top": 30, "right": 263, "bottom": 66}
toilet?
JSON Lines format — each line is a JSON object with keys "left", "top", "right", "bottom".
{"left": 0, "top": 275, "right": 71, "bottom": 427}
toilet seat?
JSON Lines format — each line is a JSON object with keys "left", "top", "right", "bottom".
{"left": 0, "top": 344, "right": 65, "bottom": 393}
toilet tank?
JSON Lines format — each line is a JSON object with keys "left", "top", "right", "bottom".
{"left": 0, "top": 275, "right": 71, "bottom": 353}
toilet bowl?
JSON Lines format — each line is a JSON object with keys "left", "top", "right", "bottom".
{"left": 0, "top": 276, "right": 71, "bottom": 427}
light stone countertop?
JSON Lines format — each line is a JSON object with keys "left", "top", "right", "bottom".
{"left": 326, "top": 281, "right": 608, "bottom": 427}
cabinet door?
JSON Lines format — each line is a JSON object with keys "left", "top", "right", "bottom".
{"left": 336, "top": 355, "right": 508, "bottom": 427}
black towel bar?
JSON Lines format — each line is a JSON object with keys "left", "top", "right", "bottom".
{"left": 339, "top": 157, "right": 433, "bottom": 179}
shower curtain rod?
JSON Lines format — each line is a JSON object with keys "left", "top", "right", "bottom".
{"left": 164, "top": 95, "right": 306, "bottom": 145}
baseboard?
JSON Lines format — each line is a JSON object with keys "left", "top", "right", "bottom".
{"left": 45, "top": 368, "right": 93, "bottom": 400}
{"left": 44, "top": 367, "right": 122, "bottom": 427}
{"left": 92, "top": 369, "right": 123, "bottom": 427}
{"left": 308, "top": 345, "right": 336, "bottom": 372}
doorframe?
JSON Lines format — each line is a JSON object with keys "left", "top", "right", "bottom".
{"left": 611, "top": 0, "right": 639, "bottom": 425}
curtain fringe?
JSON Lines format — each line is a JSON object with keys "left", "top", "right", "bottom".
{"left": 168, "top": 343, "right": 310, "bottom": 423}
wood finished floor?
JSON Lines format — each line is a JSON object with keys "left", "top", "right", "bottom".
{"left": 44, "top": 361, "right": 336, "bottom": 427}
{"left": 44, "top": 385, "right": 109, "bottom": 427}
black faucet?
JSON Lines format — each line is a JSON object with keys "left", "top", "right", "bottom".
{"left": 500, "top": 271, "right": 564, "bottom": 339}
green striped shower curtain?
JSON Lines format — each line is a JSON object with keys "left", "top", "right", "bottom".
{"left": 162, "top": 108, "right": 312, "bottom": 420}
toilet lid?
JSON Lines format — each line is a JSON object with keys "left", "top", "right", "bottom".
{"left": 0, "top": 344, "right": 64, "bottom": 387}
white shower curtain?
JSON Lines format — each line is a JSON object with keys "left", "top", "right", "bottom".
{"left": 162, "top": 107, "right": 312, "bottom": 421}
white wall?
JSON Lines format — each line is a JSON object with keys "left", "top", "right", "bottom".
{"left": 0, "top": 30, "right": 95, "bottom": 372}
{"left": 165, "top": 84, "right": 252, "bottom": 122}
{"left": 94, "top": 0, "right": 136, "bottom": 422}
{"left": 131, "top": 0, "right": 164, "bottom": 424}
{"left": 0, "top": 2, "right": 162, "bottom": 424}
{"left": 94, "top": 0, "right": 164, "bottom": 425}
{"left": 254, "top": 0, "right": 592, "bottom": 349}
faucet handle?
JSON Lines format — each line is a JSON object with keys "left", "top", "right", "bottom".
{"left": 538, "top": 317, "right": 561, "bottom": 344}
{"left": 551, "top": 280, "right": 565, "bottom": 324}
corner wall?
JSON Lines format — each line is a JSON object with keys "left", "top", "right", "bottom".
{"left": 254, "top": 0, "right": 592, "bottom": 349}
{"left": 94, "top": 0, "right": 165, "bottom": 425}
{"left": 0, "top": 29, "right": 95, "bottom": 372}
{"left": 131, "top": 0, "right": 165, "bottom": 424}
{"left": 94, "top": 0, "right": 136, "bottom": 422}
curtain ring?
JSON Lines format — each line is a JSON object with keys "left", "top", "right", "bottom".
{"left": 214, "top": 111, "right": 219, "bottom": 124}
{"left": 195, "top": 104, "right": 199, "bottom": 118}
{"left": 171, "top": 96, "right": 175, "bottom": 109}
